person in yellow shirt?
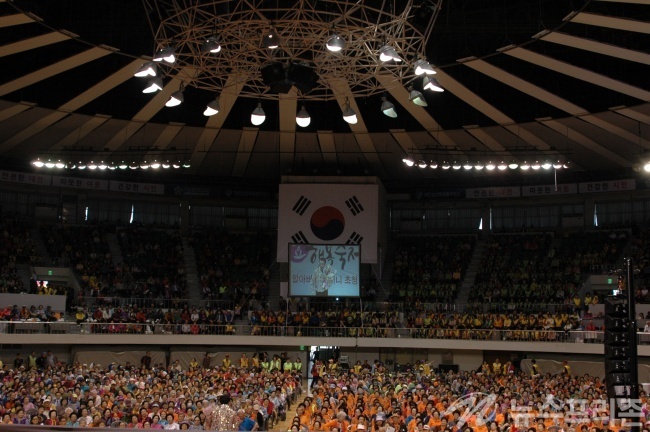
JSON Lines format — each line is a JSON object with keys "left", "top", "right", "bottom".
{"left": 492, "top": 359, "right": 502, "bottom": 375}
{"left": 240, "top": 353, "right": 249, "bottom": 369}
{"left": 222, "top": 355, "right": 231, "bottom": 369}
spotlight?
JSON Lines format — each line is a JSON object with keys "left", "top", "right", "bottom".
{"left": 553, "top": 160, "right": 563, "bottom": 169}
{"left": 98, "top": 161, "right": 107, "bottom": 170}
{"left": 408, "top": 87, "right": 428, "bottom": 107}
{"left": 66, "top": 162, "right": 76, "bottom": 169}
{"left": 379, "top": 45, "right": 402, "bottom": 63}
{"left": 173, "top": 161, "right": 181, "bottom": 169}
{"left": 88, "top": 161, "right": 98, "bottom": 170}
{"left": 153, "top": 47, "right": 176, "bottom": 63}
{"left": 296, "top": 105, "right": 311, "bottom": 127}
{"left": 326, "top": 33, "right": 345, "bottom": 52}
{"left": 166, "top": 89, "right": 184, "bottom": 107}
{"left": 474, "top": 162, "right": 485, "bottom": 170}
{"left": 417, "top": 161, "right": 428, "bottom": 168}
{"left": 162, "top": 160, "right": 171, "bottom": 169}
{"left": 402, "top": 157, "right": 415, "bottom": 167}
{"left": 262, "top": 28, "right": 279, "bottom": 49}
{"left": 463, "top": 162, "right": 473, "bottom": 170}
{"left": 108, "top": 162, "right": 117, "bottom": 170}
{"left": 201, "top": 36, "right": 221, "bottom": 54}
{"left": 441, "top": 161, "right": 451, "bottom": 170}
{"left": 645, "top": 163, "right": 650, "bottom": 173}
{"left": 44, "top": 159, "right": 55, "bottom": 168}
{"left": 150, "top": 160, "right": 161, "bottom": 169}
{"left": 508, "top": 161, "right": 519, "bottom": 169}
{"left": 204, "top": 98, "right": 220, "bottom": 116}
{"left": 182, "top": 161, "right": 191, "bottom": 168}
{"left": 381, "top": 97, "right": 397, "bottom": 118}
{"left": 32, "top": 158, "right": 44, "bottom": 168}
{"left": 134, "top": 62, "right": 157, "bottom": 77}
{"left": 413, "top": 59, "right": 436, "bottom": 75}
{"left": 54, "top": 160, "right": 65, "bottom": 169}
{"left": 78, "top": 161, "right": 87, "bottom": 170}
{"left": 423, "top": 76, "right": 444, "bottom": 92}
{"left": 140, "top": 161, "right": 150, "bottom": 169}
{"left": 520, "top": 161, "right": 531, "bottom": 170}
{"left": 452, "top": 161, "right": 462, "bottom": 170}
{"left": 429, "top": 161, "right": 438, "bottom": 169}
{"left": 251, "top": 103, "right": 266, "bottom": 125}
{"left": 498, "top": 161, "right": 508, "bottom": 170}
{"left": 129, "top": 162, "right": 138, "bottom": 170}
{"left": 118, "top": 161, "right": 128, "bottom": 170}
{"left": 485, "top": 161, "right": 496, "bottom": 171}
{"left": 342, "top": 101, "right": 358, "bottom": 125}
{"left": 531, "top": 161, "right": 541, "bottom": 170}
{"left": 541, "top": 161, "right": 552, "bottom": 170}
{"left": 143, "top": 77, "right": 163, "bottom": 93}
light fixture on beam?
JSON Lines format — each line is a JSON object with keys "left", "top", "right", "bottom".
{"left": 251, "top": 102, "right": 266, "bottom": 125}
{"left": 166, "top": 87, "right": 184, "bottom": 107}
{"left": 402, "top": 157, "right": 415, "bottom": 167}
{"left": 408, "top": 87, "right": 428, "bottom": 107}
{"left": 142, "top": 77, "right": 163, "bottom": 93}
{"left": 134, "top": 62, "right": 157, "bottom": 77}
{"left": 413, "top": 59, "right": 436, "bottom": 75}
{"left": 326, "top": 33, "right": 345, "bottom": 52}
{"left": 296, "top": 105, "right": 311, "bottom": 127}
{"left": 262, "top": 28, "right": 279, "bottom": 49}
{"left": 423, "top": 76, "right": 444, "bottom": 92}
{"left": 32, "top": 158, "right": 44, "bottom": 168}
{"left": 204, "top": 97, "right": 220, "bottom": 116}
{"left": 381, "top": 97, "right": 397, "bottom": 118}
{"left": 153, "top": 46, "right": 176, "bottom": 63}
{"left": 342, "top": 99, "right": 358, "bottom": 125}
{"left": 201, "top": 36, "right": 221, "bottom": 54}
{"left": 379, "top": 45, "right": 402, "bottom": 63}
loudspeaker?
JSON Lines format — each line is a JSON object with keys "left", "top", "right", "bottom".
{"left": 604, "top": 296, "right": 634, "bottom": 407}
{"left": 261, "top": 62, "right": 292, "bottom": 94}
{"left": 288, "top": 62, "right": 319, "bottom": 94}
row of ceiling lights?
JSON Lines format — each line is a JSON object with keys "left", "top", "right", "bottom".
{"left": 133, "top": 31, "right": 443, "bottom": 127}
{"left": 32, "top": 159, "right": 191, "bottom": 170}
{"left": 402, "top": 158, "right": 570, "bottom": 171}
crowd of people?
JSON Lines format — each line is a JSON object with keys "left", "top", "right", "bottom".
{"left": 0, "top": 352, "right": 643, "bottom": 431}
{"left": 390, "top": 236, "right": 475, "bottom": 304}
{"left": 0, "top": 352, "right": 302, "bottom": 429}
{"left": 0, "top": 217, "right": 36, "bottom": 294}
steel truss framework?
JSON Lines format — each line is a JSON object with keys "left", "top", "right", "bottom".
{"left": 145, "top": 0, "right": 443, "bottom": 100}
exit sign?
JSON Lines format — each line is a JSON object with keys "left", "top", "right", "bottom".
{"left": 48, "top": 270, "right": 53, "bottom": 276}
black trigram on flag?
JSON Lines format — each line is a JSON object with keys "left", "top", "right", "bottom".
{"left": 346, "top": 231, "right": 364, "bottom": 244}
{"left": 345, "top": 195, "right": 364, "bottom": 216}
{"left": 291, "top": 231, "right": 308, "bottom": 244}
{"left": 292, "top": 195, "right": 312, "bottom": 216}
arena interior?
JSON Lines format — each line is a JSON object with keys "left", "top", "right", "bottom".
{"left": 0, "top": 0, "right": 649, "bottom": 430}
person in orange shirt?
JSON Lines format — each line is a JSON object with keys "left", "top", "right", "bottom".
{"left": 324, "top": 411, "right": 350, "bottom": 432}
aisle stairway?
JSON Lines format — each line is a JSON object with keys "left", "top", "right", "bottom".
{"left": 181, "top": 237, "right": 201, "bottom": 300}
{"left": 454, "top": 238, "right": 487, "bottom": 307}
{"left": 375, "top": 238, "right": 397, "bottom": 302}
{"left": 29, "top": 227, "right": 50, "bottom": 264}
{"left": 265, "top": 262, "right": 281, "bottom": 310}
{"left": 105, "top": 233, "right": 124, "bottom": 266}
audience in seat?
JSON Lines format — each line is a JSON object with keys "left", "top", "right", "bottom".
{"left": 118, "top": 225, "right": 187, "bottom": 299}
{"left": 391, "top": 236, "right": 475, "bottom": 303}
{"left": 191, "top": 230, "right": 274, "bottom": 305}
{"left": 0, "top": 216, "right": 37, "bottom": 294}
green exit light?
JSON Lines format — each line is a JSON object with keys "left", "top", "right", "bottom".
{"left": 607, "top": 278, "right": 613, "bottom": 284}
{"left": 299, "top": 345, "right": 305, "bottom": 351}
{"left": 48, "top": 270, "right": 53, "bottom": 276}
